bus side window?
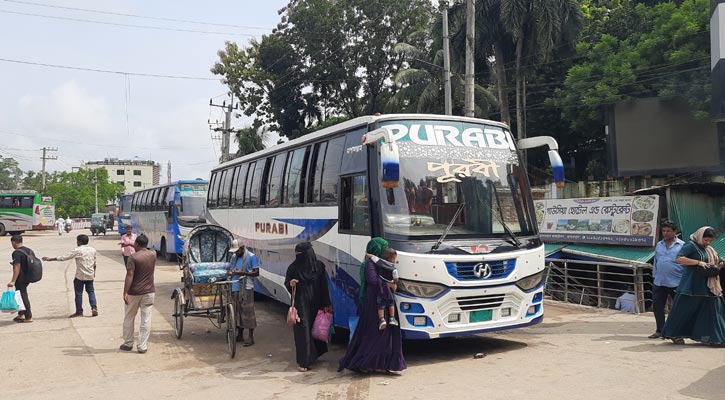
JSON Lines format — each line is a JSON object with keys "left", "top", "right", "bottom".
{"left": 307, "top": 141, "right": 327, "bottom": 203}
{"left": 208, "top": 171, "right": 219, "bottom": 208}
{"left": 0, "top": 197, "right": 12, "bottom": 208}
{"left": 219, "top": 167, "right": 233, "bottom": 207}
{"left": 320, "top": 136, "right": 344, "bottom": 203}
{"left": 340, "top": 175, "right": 369, "bottom": 234}
{"left": 244, "top": 161, "right": 257, "bottom": 206}
{"left": 233, "top": 163, "right": 249, "bottom": 207}
{"left": 265, "top": 154, "right": 285, "bottom": 207}
{"left": 284, "top": 147, "right": 310, "bottom": 205}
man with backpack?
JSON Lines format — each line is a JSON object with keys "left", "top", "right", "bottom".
{"left": 7, "top": 235, "right": 40, "bottom": 323}
{"left": 43, "top": 234, "right": 98, "bottom": 318}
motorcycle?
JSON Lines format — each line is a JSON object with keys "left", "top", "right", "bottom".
{"left": 64, "top": 220, "right": 72, "bottom": 233}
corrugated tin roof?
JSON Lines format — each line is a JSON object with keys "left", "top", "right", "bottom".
{"left": 710, "top": 236, "right": 725, "bottom": 257}
{"left": 561, "top": 244, "right": 654, "bottom": 266}
{"left": 544, "top": 243, "right": 566, "bottom": 256}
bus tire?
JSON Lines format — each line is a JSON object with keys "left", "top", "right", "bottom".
{"left": 0, "top": 224, "right": 6, "bottom": 236}
{"left": 160, "top": 239, "right": 176, "bottom": 262}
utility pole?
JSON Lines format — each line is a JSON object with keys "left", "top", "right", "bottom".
{"left": 464, "top": 0, "right": 476, "bottom": 117}
{"left": 94, "top": 168, "right": 98, "bottom": 214}
{"left": 209, "top": 94, "right": 238, "bottom": 163}
{"left": 441, "top": 0, "right": 452, "bottom": 116}
{"left": 167, "top": 160, "right": 172, "bottom": 183}
{"left": 40, "top": 147, "right": 58, "bottom": 193}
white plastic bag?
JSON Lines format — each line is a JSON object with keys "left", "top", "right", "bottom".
{"left": 15, "top": 290, "right": 25, "bottom": 312}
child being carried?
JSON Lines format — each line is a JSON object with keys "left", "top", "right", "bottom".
{"left": 368, "top": 247, "right": 399, "bottom": 330}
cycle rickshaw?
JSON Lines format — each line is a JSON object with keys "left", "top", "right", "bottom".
{"left": 171, "top": 224, "right": 238, "bottom": 358}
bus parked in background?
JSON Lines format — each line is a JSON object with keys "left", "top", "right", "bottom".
{"left": 130, "top": 180, "right": 208, "bottom": 261}
{"left": 207, "top": 114, "right": 565, "bottom": 339}
{"left": 0, "top": 191, "right": 55, "bottom": 235}
{"left": 117, "top": 194, "right": 133, "bottom": 234}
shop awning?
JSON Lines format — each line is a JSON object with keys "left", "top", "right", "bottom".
{"left": 558, "top": 244, "right": 654, "bottom": 266}
{"left": 544, "top": 243, "right": 566, "bottom": 257}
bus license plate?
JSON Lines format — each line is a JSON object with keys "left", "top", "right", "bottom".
{"left": 470, "top": 309, "right": 493, "bottom": 323}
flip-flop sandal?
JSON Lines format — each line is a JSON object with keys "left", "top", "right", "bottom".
{"left": 243, "top": 341, "right": 254, "bottom": 347}
{"left": 16, "top": 319, "right": 32, "bottom": 323}
{"left": 12, "top": 316, "right": 24, "bottom": 322}
{"left": 297, "top": 366, "right": 309, "bottom": 372}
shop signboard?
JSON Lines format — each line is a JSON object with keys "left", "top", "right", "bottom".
{"left": 534, "top": 195, "right": 659, "bottom": 246}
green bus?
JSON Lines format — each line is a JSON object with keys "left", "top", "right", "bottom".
{"left": 0, "top": 191, "right": 56, "bottom": 235}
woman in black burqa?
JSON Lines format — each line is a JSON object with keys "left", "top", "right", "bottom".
{"left": 284, "top": 242, "right": 332, "bottom": 372}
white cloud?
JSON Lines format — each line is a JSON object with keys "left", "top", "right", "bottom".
{"left": 18, "top": 81, "right": 115, "bottom": 139}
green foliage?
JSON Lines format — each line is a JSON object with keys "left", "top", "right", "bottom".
{"left": 211, "top": 0, "right": 434, "bottom": 141}
{"left": 551, "top": 0, "right": 710, "bottom": 130}
{"left": 45, "top": 168, "right": 124, "bottom": 218}
{"left": 0, "top": 156, "right": 22, "bottom": 189}
{"left": 234, "top": 127, "right": 266, "bottom": 157}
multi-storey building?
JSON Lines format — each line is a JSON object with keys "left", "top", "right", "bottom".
{"left": 83, "top": 158, "right": 160, "bottom": 193}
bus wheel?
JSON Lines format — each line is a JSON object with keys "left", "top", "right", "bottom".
{"left": 160, "top": 240, "right": 176, "bottom": 262}
{"left": 0, "top": 224, "right": 7, "bottom": 236}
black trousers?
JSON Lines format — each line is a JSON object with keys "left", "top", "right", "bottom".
{"left": 15, "top": 281, "right": 31, "bottom": 320}
{"left": 652, "top": 284, "right": 677, "bottom": 333}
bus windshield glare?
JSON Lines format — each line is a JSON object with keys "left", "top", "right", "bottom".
{"left": 378, "top": 121, "right": 536, "bottom": 240}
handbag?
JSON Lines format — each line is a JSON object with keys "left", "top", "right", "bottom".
{"left": 1, "top": 288, "right": 18, "bottom": 313}
{"left": 15, "top": 290, "right": 25, "bottom": 312}
{"left": 287, "top": 285, "right": 300, "bottom": 327}
{"left": 312, "top": 309, "right": 333, "bottom": 343}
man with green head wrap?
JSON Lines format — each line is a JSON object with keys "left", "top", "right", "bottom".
{"left": 360, "top": 237, "right": 388, "bottom": 300}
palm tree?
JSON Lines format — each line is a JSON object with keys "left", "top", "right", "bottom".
{"left": 388, "top": 35, "right": 497, "bottom": 116}
{"left": 449, "top": 0, "right": 581, "bottom": 137}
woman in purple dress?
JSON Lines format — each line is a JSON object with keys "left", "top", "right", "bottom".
{"left": 338, "top": 237, "right": 406, "bottom": 373}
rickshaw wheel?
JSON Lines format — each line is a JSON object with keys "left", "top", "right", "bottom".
{"left": 226, "top": 303, "right": 237, "bottom": 358}
{"left": 174, "top": 295, "right": 184, "bottom": 339}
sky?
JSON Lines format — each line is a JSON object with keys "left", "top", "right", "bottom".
{"left": 0, "top": 0, "right": 288, "bottom": 183}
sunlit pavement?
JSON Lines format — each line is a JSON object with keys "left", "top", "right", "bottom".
{"left": 1, "top": 231, "right": 723, "bottom": 399}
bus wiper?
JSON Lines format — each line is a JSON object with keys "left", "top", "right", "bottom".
{"left": 486, "top": 180, "right": 521, "bottom": 248}
{"left": 431, "top": 201, "right": 465, "bottom": 251}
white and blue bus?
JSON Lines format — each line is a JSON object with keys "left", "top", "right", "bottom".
{"left": 130, "top": 180, "right": 208, "bottom": 261}
{"left": 117, "top": 194, "right": 133, "bottom": 234}
{"left": 207, "top": 114, "right": 564, "bottom": 339}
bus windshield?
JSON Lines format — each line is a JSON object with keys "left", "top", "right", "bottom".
{"left": 378, "top": 120, "right": 536, "bottom": 241}
{"left": 179, "top": 194, "right": 206, "bottom": 224}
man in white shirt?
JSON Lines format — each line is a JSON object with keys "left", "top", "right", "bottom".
{"left": 43, "top": 234, "right": 98, "bottom": 317}
{"left": 55, "top": 216, "right": 65, "bottom": 236}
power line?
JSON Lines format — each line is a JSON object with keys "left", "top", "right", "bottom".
{"left": 0, "top": 57, "right": 218, "bottom": 80}
{"left": 0, "top": 9, "right": 260, "bottom": 37}
{"left": 2, "top": 0, "right": 273, "bottom": 31}
{"left": 0, "top": 129, "right": 212, "bottom": 151}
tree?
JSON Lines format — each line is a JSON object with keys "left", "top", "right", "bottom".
{"left": 234, "top": 127, "right": 266, "bottom": 157}
{"left": 0, "top": 156, "right": 23, "bottom": 189}
{"left": 388, "top": 36, "right": 497, "bottom": 116}
{"left": 211, "top": 0, "right": 434, "bottom": 139}
{"left": 46, "top": 168, "right": 124, "bottom": 217}
{"left": 447, "top": 0, "right": 581, "bottom": 136}
{"left": 550, "top": 0, "right": 710, "bottom": 143}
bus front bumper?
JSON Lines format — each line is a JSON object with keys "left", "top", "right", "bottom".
{"left": 397, "top": 282, "right": 544, "bottom": 340}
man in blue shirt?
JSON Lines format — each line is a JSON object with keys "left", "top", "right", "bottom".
{"left": 649, "top": 220, "right": 684, "bottom": 339}
{"left": 228, "top": 240, "right": 260, "bottom": 346}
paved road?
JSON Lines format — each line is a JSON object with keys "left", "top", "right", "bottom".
{"left": 1, "top": 231, "right": 724, "bottom": 399}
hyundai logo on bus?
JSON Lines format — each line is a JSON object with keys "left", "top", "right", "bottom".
{"left": 473, "top": 263, "right": 493, "bottom": 279}
{"left": 255, "top": 222, "right": 289, "bottom": 235}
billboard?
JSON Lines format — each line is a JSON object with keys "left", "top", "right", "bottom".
{"left": 535, "top": 195, "right": 660, "bottom": 247}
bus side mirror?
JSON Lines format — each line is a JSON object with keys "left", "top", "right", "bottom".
{"left": 168, "top": 201, "right": 175, "bottom": 216}
{"left": 548, "top": 150, "right": 565, "bottom": 188}
{"left": 363, "top": 127, "right": 399, "bottom": 188}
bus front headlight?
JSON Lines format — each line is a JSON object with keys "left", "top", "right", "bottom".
{"left": 397, "top": 279, "right": 447, "bottom": 298}
{"left": 515, "top": 271, "right": 545, "bottom": 292}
